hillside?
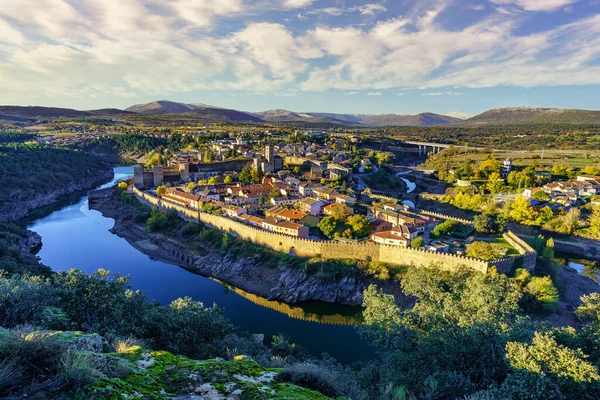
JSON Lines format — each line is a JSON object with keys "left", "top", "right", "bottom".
{"left": 181, "top": 107, "right": 264, "bottom": 123}
{"left": 87, "top": 108, "right": 136, "bottom": 116}
{"left": 255, "top": 109, "right": 349, "bottom": 124}
{"left": 0, "top": 105, "right": 91, "bottom": 118}
{"left": 463, "top": 107, "right": 600, "bottom": 125}
{"left": 358, "top": 112, "right": 462, "bottom": 126}
{"left": 254, "top": 109, "right": 461, "bottom": 126}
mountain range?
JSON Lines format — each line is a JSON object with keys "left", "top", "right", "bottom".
{"left": 2, "top": 101, "right": 600, "bottom": 127}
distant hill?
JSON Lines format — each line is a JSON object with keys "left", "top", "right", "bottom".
{"left": 180, "top": 107, "right": 263, "bottom": 123}
{"left": 463, "top": 107, "right": 600, "bottom": 125}
{"left": 254, "top": 109, "right": 461, "bottom": 126}
{"left": 87, "top": 108, "right": 135, "bottom": 116}
{"left": 125, "top": 100, "right": 216, "bottom": 114}
{"left": 254, "top": 109, "right": 349, "bottom": 124}
{"left": 0, "top": 106, "right": 91, "bottom": 118}
{"left": 357, "top": 112, "right": 463, "bottom": 127}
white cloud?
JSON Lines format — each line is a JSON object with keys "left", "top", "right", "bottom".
{"left": 282, "top": 0, "right": 315, "bottom": 8}
{"left": 368, "top": 92, "right": 383, "bottom": 96}
{"left": 490, "top": 0, "right": 579, "bottom": 12}
{"left": 0, "top": 0, "right": 599, "bottom": 105}
{"left": 397, "top": 92, "right": 405, "bottom": 96}
{"left": 358, "top": 4, "right": 387, "bottom": 15}
{"left": 421, "top": 91, "right": 463, "bottom": 96}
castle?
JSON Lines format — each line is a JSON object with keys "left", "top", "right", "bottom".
{"left": 134, "top": 144, "right": 282, "bottom": 189}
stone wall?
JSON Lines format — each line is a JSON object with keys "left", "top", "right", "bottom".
{"left": 419, "top": 210, "right": 473, "bottom": 225}
{"left": 503, "top": 230, "right": 537, "bottom": 272}
{"left": 133, "top": 188, "right": 497, "bottom": 273}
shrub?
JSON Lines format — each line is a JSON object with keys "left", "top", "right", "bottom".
{"left": 276, "top": 363, "right": 343, "bottom": 398}
{"left": 58, "top": 350, "right": 101, "bottom": 391}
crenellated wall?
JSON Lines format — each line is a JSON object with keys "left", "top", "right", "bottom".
{"left": 418, "top": 210, "right": 473, "bottom": 225}
{"left": 503, "top": 230, "right": 537, "bottom": 272}
{"left": 133, "top": 188, "right": 505, "bottom": 274}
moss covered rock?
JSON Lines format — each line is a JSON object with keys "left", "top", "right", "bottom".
{"left": 89, "top": 348, "right": 336, "bottom": 399}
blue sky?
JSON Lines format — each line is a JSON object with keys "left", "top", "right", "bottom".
{"left": 0, "top": 0, "right": 599, "bottom": 117}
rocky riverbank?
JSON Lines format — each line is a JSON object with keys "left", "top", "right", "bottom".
{"left": 0, "top": 168, "right": 114, "bottom": 222}
{"left": 90, "top": 192, "right": 407, "bottom": 307}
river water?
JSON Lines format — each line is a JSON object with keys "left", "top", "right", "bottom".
{"left": 26, "top": 166, "right": 373, "bottom": 364}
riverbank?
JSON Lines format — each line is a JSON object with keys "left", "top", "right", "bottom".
{"left": 91, "top": 191, "right": 409, "bottom": 308}
{"left": 1, "top": 168, "right": 114, "bottom": 222}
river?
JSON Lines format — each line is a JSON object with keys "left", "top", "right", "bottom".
{"left": 26, "top": 166, "right": 373, "bottom": 364}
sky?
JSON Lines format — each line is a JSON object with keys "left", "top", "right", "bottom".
{"left": 0, "top": 0, "right": 600, "bottom": 117}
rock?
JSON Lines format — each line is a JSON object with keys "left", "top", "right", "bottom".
{"left": 252, "top": 334, "right": 264, "bottom": 345}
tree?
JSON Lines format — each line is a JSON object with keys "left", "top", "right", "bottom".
{"left": 473, "top": 213, "right": 495, "bottom": 233}
{"left": 525, "top": 276, "right": 559, "bottom": 312}
{"left": 590, "top": 206, "right": 600, "bottom": 237}
{"left": 430, "top": 220, "right": 457, "bottom": 238}
{"left": 187, "top": 182, "right": 197, "bottom": 191}
{"left": 486, "top": 172, "right": 504, "bottom": 194}
{"left": 465, "top": 241, "right": 506, "bottom": 260}
{"left": 117, "top": 181, "right": 128, "bottom": 192}
{"left": 317, "top": 216, "right": 339, "bottom": 239}
{"left": 478, "top": 158, "right": 501, "bottom": 178}
{"left": 207, "top": 177, "right": 218, "bottom": 184}
{"left": 506, "top": 332, "right": 599, "bottom": 389}
{"left": 224, "top": 175, "right": 233, "bottom": 183}
{"left": 238, "top": 167, "right": 252, "bottom": 184}
{"left": 411, "top": 237, "right": 425, "bottom": 248}
{"left": 156, "top": 185, "right": 167, "bottom": 196}
{"left": 330, "top": 204, "right": 347, "bottom": 221}
{"left": 251, "top": 168, "right": 262, "bottom": 183}
{"left": 347, "top": 214, "right": 371, "bottom": 238}
{"left": 508, "top": 195, "right": 535, "bottom": 224}
{"left": 541, "top": 238, "right": 555, "bottom": 260}
{"left": 532, "top": 190, "right": 550, "bottom": 202}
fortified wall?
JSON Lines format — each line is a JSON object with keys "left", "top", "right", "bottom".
{"left": 503, "top": 230, "right": 537, "bottom": 272}
{"left": 134, "top": 188, "right": 493, "bottom": 273}
{"left": 418, "top": 210, "right": 473, "bottom": 225}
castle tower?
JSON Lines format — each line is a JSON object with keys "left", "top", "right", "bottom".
{"left": 265, "top": 143, "right": 274, "bottom": 165}
{"left": 179, "top": 162, "right": 190, "bottom": 182}
{"left": 153, "top": 166, "right": 164, "bottom": 187}
{"left": 133, "top": 165, "right": 145, "bottom": 188}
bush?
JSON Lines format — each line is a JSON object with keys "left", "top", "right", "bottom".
{"left": 58, "top": 350, "right": 101, "bottom": 391}
{"left": 276, "top": 363, "right": 345, "bottom": 398}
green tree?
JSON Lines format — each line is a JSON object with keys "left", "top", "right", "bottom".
{"left": 506, "top": 332, "right": 599, "bottom": 390}
{"left": 187, "top": 182, "right": 197, "bottom": 191}
{"left": 317, "top": 216, "right": 339, "bottom": 239}
{"left": 411, "top": 237, "right": 425, "bottom": 248}
{"left": 330, "top": 204, "right": 347, "bottom": 221}
{"left": 251, "top": 168, "right": 262, "bottom": 183}
{"left": 224, "top": 175, "right": 233, "bottom": 183}
{"left": 473, "top": 213, "right": 495, "bottom": 233}
{"left": 478, "top": 158, "right": 501, "bottom": 178}
{"left": 347, "top": 214, "right": 371, "bottom": 238}
{"left": 590, "top": 206, "right": 600, "bottom": 237}
{"left": 525, "top": 276, "right": 559, "bottom": 312}
{"left": 486, "top": 172, "right": 504, "bottom": 194}
{"left": 117, "top": 181, "right": 128, "bottom": 192}
{"left": 238, "top": 167, "right": 252, "bottom": 184}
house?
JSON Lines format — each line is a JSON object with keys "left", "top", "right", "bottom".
{"left": 427, "top": 243, "right": 450, "bottom": 253}
{"left": 371, "top": 231, "right": 410, "bottom": 247}
{"left": 239, "top": 213, "right": 265, "bottom": 227}
{"left": 266, "top": 207, "right": 320, "bottom": 227}
{"left": 322, "top": 202, "right": 354, "bottom": 217}
{"left": 577, "top": 175, "right": 600, "bottom": 189}
{"left": 164, "top": 188, "right": 201, "bottom": 209}
{"left": 313, "top": 188, "right": 340, "bottom": 201}
{"left": 270, "top": 196, "right": 301, "bottom": 207}
{"left": 297, "top": 198, "right": 325, "bottom": 216}
{"left": 195, "top": 189, "right": 220, "bottom": 201}
{"left": 224, "top": 196, "right": 247, "bottom": 206}
{"left": 335, "top": 194, "right": 356, "bottom": 205}
{"left": 222, "top": 205, "right": 247, "bottom": 218}
{"left": 262, "top": 217, "right": 309, "bottom": 238}
{"left": 298, "top": 182, "right": 321, "bottom": 196}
